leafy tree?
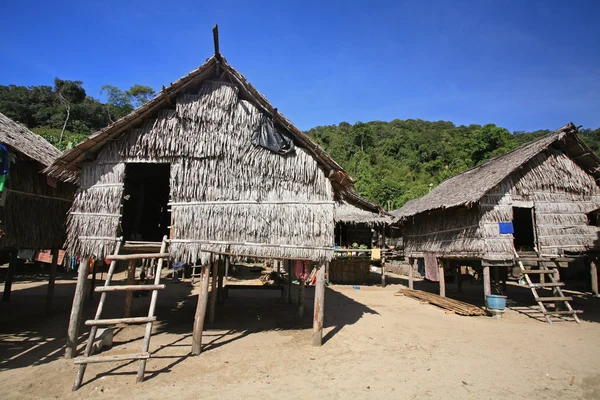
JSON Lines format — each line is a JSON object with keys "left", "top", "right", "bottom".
{"left": 53, "top": 78, "right": 86, "bottom": 143}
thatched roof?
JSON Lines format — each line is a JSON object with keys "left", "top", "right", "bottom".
{"left": 392, "top": 123, "right": 600, "bottom": 220}
{"left": 45, "top": 55, "right": 379, "bottom": 214}
{"left": 0, "top": 112, "right": 62, "bottom": 167}
{"left": 335, "top": 201, "right": 392, "bottom": 226}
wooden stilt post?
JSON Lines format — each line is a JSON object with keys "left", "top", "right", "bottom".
{"left": 46, "top": 247, "right": 59, "bottom": 314}
{"left": 457, "top": 264, "right": 463, "bottom": 293}
{"left": 89, "top": 259, "right": 97, "bottom": 301}
{"left": 483, "top": 265, "right": 491, "bottom": 301}
{"left": 325, "top": 262, "right": 330, "bottom": 285}
{"left": 438, "top": 260, "right": 446, "bottom": 297}
{"left": 381, "top": 257, "right": 386, "bottom": 288}
{"left": 298, "top": 279, "right": 305, "bottom": 319}
{"left": 2, "top": 250, "right": 18, "bottom": 302}
{"left": 217, "top": 256, "right": 224, "bottom": 305}
{"left": 192, "top": 257, "right": 211, "bottom": 355}
{"left": 224, "top": 255, "right": 230, "bottom": 282}
{"left": 287, "top": 260, "right": 293, "bottom": 304}
{"left": 124, "top": 260, "right": 136, "bottom": 318}
{"left": 591, "top": 259, "right": 598, "bottom": 297}
{"left": 409, "top": 259, "right": 415, "bottom": 289}
{"left": 209, "top": 258, "right": 218, "bottom": 323}
{"left": 65, "top": 257, "right": 90, "bottom": 359}
{"left": 312, "top": 263, "right": 326, "bottom": 347}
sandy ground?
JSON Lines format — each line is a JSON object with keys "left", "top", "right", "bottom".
{"left": 1, "top": 267, "right": 600, "bottom": 400}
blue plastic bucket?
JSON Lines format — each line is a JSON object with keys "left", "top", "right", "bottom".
{"left": 485, "top": 294, "right": 507, "bottom": 310}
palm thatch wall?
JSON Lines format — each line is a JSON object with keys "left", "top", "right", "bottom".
{"left": 396, "top": 124, "right": 600, "bottom": 263}
{"left": 0, "top": 113, "right": 74, "bottom": 250}
{"left": 49, "top": 57, "right": 382, "bottom": 263}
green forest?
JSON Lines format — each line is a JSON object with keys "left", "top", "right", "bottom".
{"left": 1, "top": 80, "right": 599, "bottom": 210}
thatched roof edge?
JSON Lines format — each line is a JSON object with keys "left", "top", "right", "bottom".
{"left": 392, "top": 122, "right": 599, "bottom": 221}
{"left": 0, "top": 112, "right": 62, "bottom": 168}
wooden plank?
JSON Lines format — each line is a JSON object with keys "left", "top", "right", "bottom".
{"left": 544, "top": 310, "right": 583, "bottom": 315}
{"left": 522, "top": 270, "right": 556, "bottom": 274}
{"left": 65, "top": 258, "right": 90, "bottom": 359}
{"left": 46, "top": 248, "right": 59, "bottom": 314}
{"left": 535, "top": 296, "right": 573, "bottom": 302}
{"left": 192, "top": 260, "right": 211, "bottom": 355}
{"left": 312, "top": 264, "right": 326, "bottom": 347}
{"left": 106, "top": 253, "right": 169, "bottom": 261}
{"left": 74, "top": 352, "right": 150, "bottom": 365}
{"left": 209, "top": 259, "right": 218, "bottom": 323}
{"left": 95, "top": 284, "right": 165, "bottom": 292}
{"left": 409, "top": 259, "right": 415, "bottom": 290}
{"left": 2, "top": 251, "right": 17, "bottom": 302}
{"left": 85, "top": 316, "right": 156, "bottom": 326}
{"left": 529, "top": 282, "right": 564, "bottom": 288}
{"left": 397, "top": 288, "right": 485, "bottom": 316}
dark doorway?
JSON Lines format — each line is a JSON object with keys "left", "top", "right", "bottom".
{"left": 121, "top": 163, "right": 171, "bottom": 242}
{"left": 513, "top": 207, "right": 536, "bottom": 251}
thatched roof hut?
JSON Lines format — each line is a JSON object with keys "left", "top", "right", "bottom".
{"left": 46, "top": 55, "right": 383, "bottom": 264}
{"left": 0, "top": 112, "right": 74, "bottom": 250}
{"left": 392, "top": 122, "right": 600, "bottom": 263}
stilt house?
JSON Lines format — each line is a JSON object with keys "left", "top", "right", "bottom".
{"left": 0, "top": 112, "right": 74, "bottom": 301}
{"left": 46, "top": 34, "right": 384, "bottom": 379}
{"left": 392, "top": 123, "right": 600, "bottom": 320}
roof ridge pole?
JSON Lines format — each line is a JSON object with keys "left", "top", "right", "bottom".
{"left": 213, "top": 24, "right": 220, "bottom": 58}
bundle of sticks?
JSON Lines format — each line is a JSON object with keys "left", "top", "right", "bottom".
{"left": 395, "top": 288, "right": 486, "bottom": 316}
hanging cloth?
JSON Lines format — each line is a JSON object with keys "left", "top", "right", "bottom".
{"left": 423, "top": 252, "right": 439, "bottom": 282}
{"left": 294, "top": 260, "right": 311, "bottom": 281}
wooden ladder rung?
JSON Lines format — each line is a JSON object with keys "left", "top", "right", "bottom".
{"left": 535, "top": 296, "right": 573, "bottom": 302}
{"left": 74, "top": 352, "right": 150, "bottom": 365}
{"left": 529, "top": 282, "right": 565, "bottom": 288}
{"left": 544, "top": 310, "right": 583, "bottom": 315}
{"left": 522, "top": 270, "right": 556, "bottom": 274}
{"left": 95, "top": 284, "right": 165, "bottom": 292}
{"left": 106, "top": 253, "right": 170, "bottom": 261}
{"left": 85, "top": 316, "right": 157, "bottom": 326}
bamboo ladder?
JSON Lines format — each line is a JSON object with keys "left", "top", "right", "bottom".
{"left": 514, "top": 249, "right": 581, "bottom": 324}
{"left": 72, "top": 235, "right": 170, "bottom": 391}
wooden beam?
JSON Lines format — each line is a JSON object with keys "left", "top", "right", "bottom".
{"left": 209, "top": 258, "right": 218, "bottom": 323}
{"left": 381, "top": 257, "right": 386, "bottom": 288}
{"left": 409, "top": 259, "right": 415, "bottom": 290}
{"left": 287, "top": 259, "right": 293, "bottom": 304}
{"left": 217, "top": 256, "right": 224, "bottom": 305}
{"left": 312, "top": 263, "right": 326, "bottom": 347}
{"left": 46, "top": 248, "right": 59, "bottom": 314}
{"left": 89, "top": 259, "right": 97, "bottom": 301}
{"left": 483, "top": 266, "right": 491, "bottom": 301}
{"left": 2, "top": 250, "right": 17, "bottom": 302}
{"left": 213, "top": 24, "right": 220, "bottom": 57}
{"left": 192, "top": 259, "right": 211, "bottom": 355}
{"left": 124, "top": 260, "right": 136, "bottom": 318}
{"left": 65, "top": 258, "right": 90, "bottom": 359}
{"left": 298, "top": 279, "right": 305, "bottom": 319}
{"left": 106, "top": 253, "right": 169, "bottom": 261}
{"left": 591, "top": 259, "right": 599, "bottom": 297}
{"left": 438, "top": 260, "right": 446, "bottom": 297}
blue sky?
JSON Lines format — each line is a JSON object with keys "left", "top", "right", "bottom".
{"left": 1, "top": 0, "right": 599, "bottom": 132}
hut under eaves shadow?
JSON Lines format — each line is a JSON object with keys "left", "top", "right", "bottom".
{"left": 0, "top": 112, "right": 75, "bottom": 305}
{"left": 392, "top": 123, "right": 600, "bottom": 321}
{"left": 46, "top": 43, "right": 385, "bottom": 367}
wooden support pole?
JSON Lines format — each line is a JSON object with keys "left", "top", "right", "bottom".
{"left": 224, "top": 256, "right": 230, "bottom": 281}
{"left": 192, "top": 258, "right": 211, "bottom": 355}
{"left": 591, "top": 259, "right": 598, "bottom": 297}
{"left": 381, "top": 257, "right": 386, "bottom": 288}
{"left": 483, "top": 266, "right": 491, "bottom": 301}
{"left": 89, "top": 260, "right": 97, "bottom": 301}
{"left": 65, "top": 257, "right": 90, "bottom": 359}
{"left": 457, "top": 265, "right": 463, "bottom": 293}
{"left": 124, "top": 260, "right": 136, "bottom": 318}
{"left": 312, "top": 263, "right": 326, "bottom": 347}
{"left": 217, "top": 256, "right": 224, "bottom": 305}
{"left": 46, "top": 248, "right": 59, "bottom": 314}
{"left": 325, "top": 262, "right": 330, "bottom": 285}
{"left": 287, "top": 260, "right": 293, "bottom": 304}
{"left": 298, "top": 279, "right": 305, "bottom": 319}
{"left": 2, "top": 250, "right": 18, "bottom": 302}
{"left": 409, "top": 259, "right": 415, "bottom": 290}
{"left": 209, "top": 258, "right": 218, "bottom": 323}
{"left": 438, "top": 260, "right": 446, "bottom": 297}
